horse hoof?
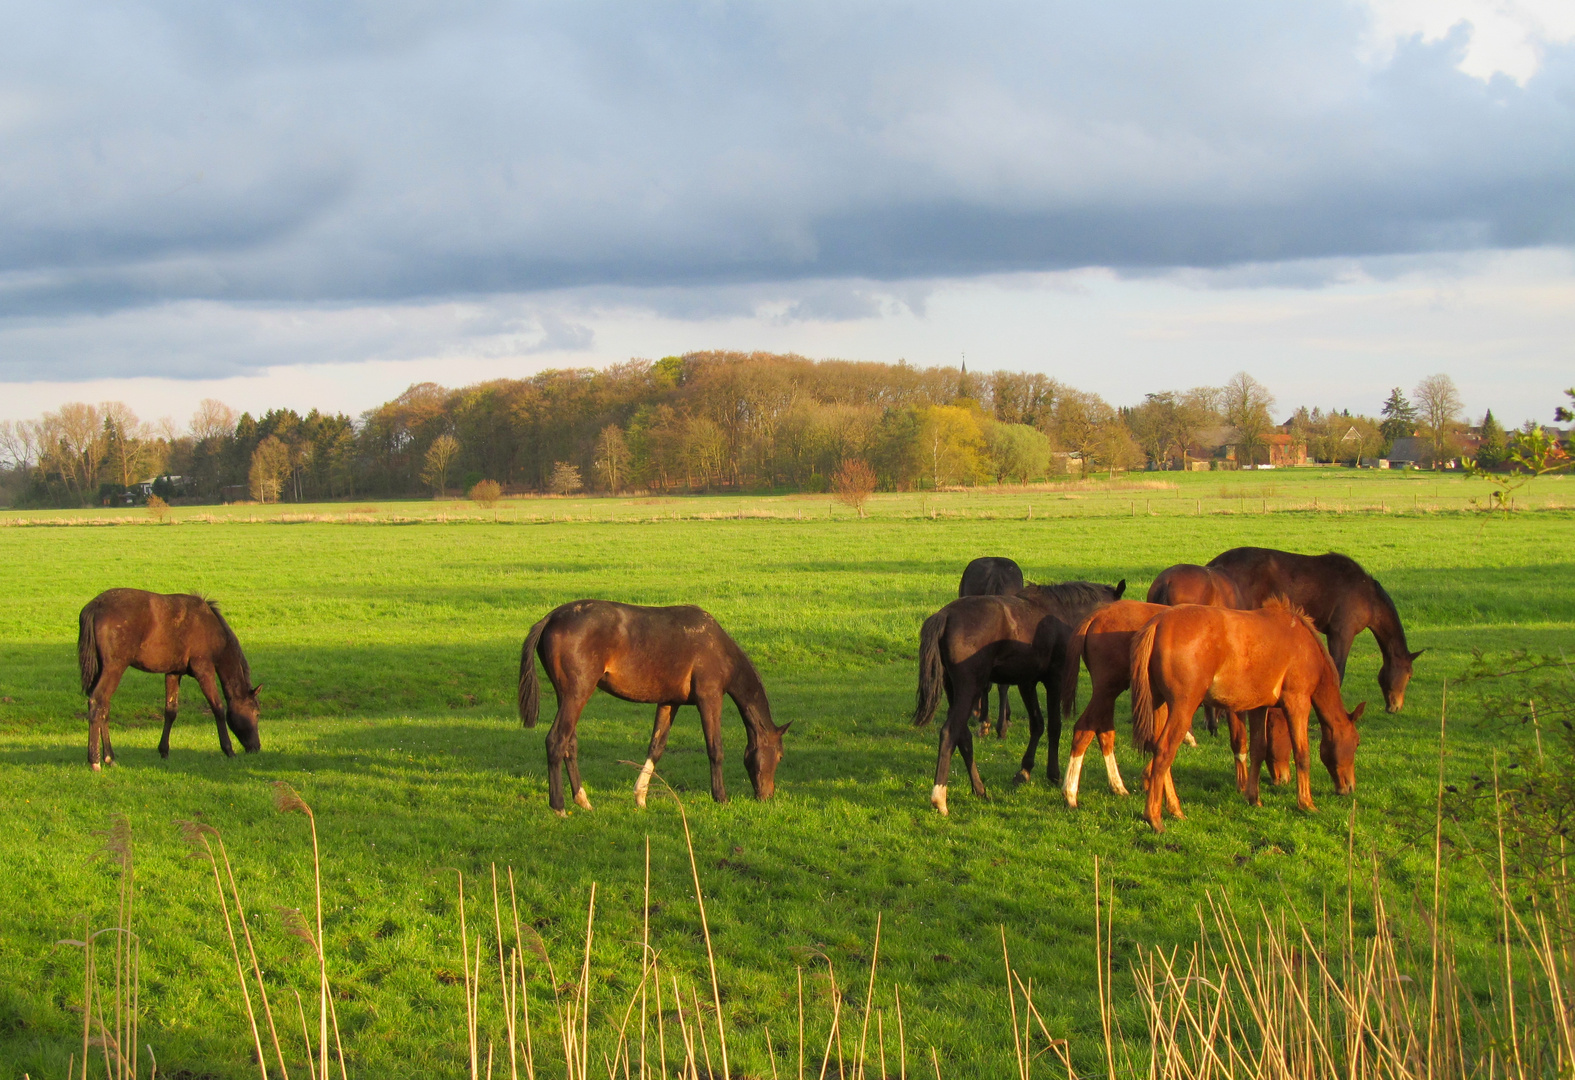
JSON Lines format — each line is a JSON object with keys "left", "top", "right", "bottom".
{"left": 1147, "top": 817, "right": 1165, "bottom": 834}
{"left": 574, "top": 791, "right": 593, "bottom": 811}
{"left": 931, "top": 785, "right": 949, "bottom": 816}
{"left": 1112, "top": 784, "right": 1130, "bottom": 797}
{"left": 91, "top": 762, "right": 102, "bottom": 772}
{"left": 553, "top": 808, "right": 569, "bottom": 819}
{"left": 1012, "top": 769, "right": 1031, "bottom": 785}
{"left": 1065, "top": 794, "right": 1079, "bottom": 809}
{"left": 635, "top": 794, "right": 648, "bottom": 809}
{"left": 1181, "top": 732, "right": 1197, "bottom": 748}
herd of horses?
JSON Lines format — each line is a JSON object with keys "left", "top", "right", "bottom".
{"left": 74, "top": 546, "right": 1418, "bottom": 831}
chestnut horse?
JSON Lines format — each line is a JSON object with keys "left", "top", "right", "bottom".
{"left": 913, "top": 579, "right": 1124, "bottom": 814}
{"left": 1146, "top": 563, "right": 1248, "bottom": 736}
{"left": 518, "top": 600, "right": 789, "bottom": 816}
{"left": 958, "top": 556, "right": 1026, "bottom": 738}
{"left": 1059, "top": 601, "right": 1293, "bottom": 807}
{"left": 1206, "top": 547, "right": 1422, "bottom": 712}
{"left": 1129, "top": 601, "right": 1364, "bottom": 831}
{"left": 77, "top": 589, "right": 262, "bottom": 769}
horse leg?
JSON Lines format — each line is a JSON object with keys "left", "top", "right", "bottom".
{"left": 1268, "top": 709, "right": 1294, "bottom": 786}
{"left": 1244, "top": 707, "right": 1268, "bottom": 808}
{"left": 1014, "top": 684, "right": 1044, "bottom": 785}
{"left": 996, "top": 683, "right": 1011, "bottom": 738}
{"left": 975, "top": 685, "right": 991, "bottom": 738}
{"left": 159, "top": 674, "right": 180, "bottom": 759}
{"left": 546, "top": 689, "right": 592, "bottom": 816}
{"left": 1226, "top": 710, "right": 1250, "bottom": 792}
{"left": 635, "top": 704, "right": 677, "bottom": 808}
{"left": 1144, "top": 735, "right": 1183, "bottom": 833}
{"left": 1099, "top": 728, "right": 1128, "bottom": 797}
{"left": 1139, "top": 703, "right": 1168, "bottom": 791}
{"left": 1327, "top": 626, "right": 1354, "bottom": 683}
{"left": 698, "top": 694, "right": 728, "bottom": 804}
{"left": 86, "top": 662, "right": 127, "bottom": 770}
{"left": 957, "top": 723, "right": 987, "bottom": 800}
{"left": 932, "top": 706, "right": 966, "bottom": 816}
{"left": 1285, "top": 698, "right": 1317, "bottom": 813}
{"left": 192, "top": 664, "right": 234, "bottom": 757}
{"left": 1039, "top": 684, "right": 1063, "bottom": 784}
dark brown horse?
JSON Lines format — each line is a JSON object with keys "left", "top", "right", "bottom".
{"left": 1206, "top": 547, "right": 1422, "bottom": 712}
{"left": 77, "top": 589, "right": 262, "bottom": 769}
{"left": 1060, "top": 601, "right": 1293, "bottom": 807}
{"left": 913, "top": 579, "right": 1124, "bottom": 814}
{"left": 958, "top": 556, "right": 1026, "bottom": 737}
{"left": 518, "top": 600, "right": 789, "bottom": 816}
{"left": 1129, "top": 601, "right": 1364, "bottom": 832}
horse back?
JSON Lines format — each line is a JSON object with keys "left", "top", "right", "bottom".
{"left": 959, "top": 557, "right": 1025, "bottom": 598}
{"left": 540, "top": 599, "right": 741, "bottom": 703}
{"left": 83, "top": 589, "right": 229, "bottom": 675}
{"left": 1148, "top": 605, "right": 1322, "bottom": 709}
{"left": 1207, "top": 547, "right": 1370, "bottom": 626}
{"left": 1082, "top": 600, "right": 1167, "bottom": 682}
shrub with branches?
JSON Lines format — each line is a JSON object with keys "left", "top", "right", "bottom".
{"left": 831, "top": 458, "right": 877, "bottom": 517}
{"left": 468, "top": 479, "right": 502, "bottom": 508}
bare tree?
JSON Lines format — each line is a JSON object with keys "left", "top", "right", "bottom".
{"left": 101, "top": 402, "right": 164, "bottom": 488}
{"left": 549, "top": 461, "right": 583, "bottom": 496}
{"left": 1413, "top": 373, "right": 1465, "bottom": 467}
{"left": 0, "top": 419, "right": 40, "bottom": 479}
{"left": 39, "top": 402, "right": 107, "bottom": 502}
{"left": 1048, "top": 389, "right": 1115, "bottom": 478}
{"left": 190, "top": 399, "right": 239, "bottom": 442}
{"left": 593, "top": 425, "right": 631, "bottom": 493}
{"left": 421, "top": 433, "right": 461, "bottom": 496}
{"left": 1221, "top": 372, "right": 1276, "bottom": 467}
{"left": 832, "top": 458, "right": 877, "bottom": 517}
{"left": 468, "top": 479, "right": 502, "bottom": 507}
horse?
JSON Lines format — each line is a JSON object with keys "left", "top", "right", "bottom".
{"left": 1129, "top": 601, "right": 1365, "bottom": 832}
{"left": 1206, "top": 547, "right": 1422, "bottom": 712}
{"left": 518, "top": 600, "right": 789, "bottom": 816}
{"left": 1145, "top": 563, "right": 1249, "bottom": 737}
{"left": 1059, "top": 601, "right": 1293, "bottom": 807}
{"left": 913, "top": 579, "right": 1124, "bottom": 814}
{"left": 958, "top": 556, "right": 1026, "bottom": 738}
{"left": 77, "top": 589, "right": 262, "bottom": 769}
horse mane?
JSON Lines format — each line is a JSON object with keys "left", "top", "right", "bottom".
{"left": 203, "top": 598, "right": 253, "bottom": 686}
{"left": 1260, "top": 595, "right": 1319, "bottom": 637}
{"left": 1020, "top": 580, "right": 1116, "bottom": 607}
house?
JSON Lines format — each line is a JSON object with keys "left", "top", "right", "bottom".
{"left": 1187, "top": 425, "right": 1307, "bottom": 468}
{"left": 1386, "top": 437, "right": 1427, "bottom": 468}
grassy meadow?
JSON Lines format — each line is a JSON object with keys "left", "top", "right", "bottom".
{"left": 0, "top": 469, "right": 1571, "bottom": 1077}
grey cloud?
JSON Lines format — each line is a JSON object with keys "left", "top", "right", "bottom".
{"left": 0, "top": 1, "right": 1572, "bottom": 377}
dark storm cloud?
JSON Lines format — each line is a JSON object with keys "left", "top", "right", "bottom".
{"left": 0, "top": 2, "right": 1571, "bottom": 338}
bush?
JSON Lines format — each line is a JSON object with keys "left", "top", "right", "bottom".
{"left": 832, "top": 458, "right": 877, "bottom": 517}
{"left": 468, "top": 479, "right": 503, "bottom": 508}
{"left": 146, "top": 494, "right": 170, "bottom": 522}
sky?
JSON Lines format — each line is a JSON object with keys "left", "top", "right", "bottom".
{"left": 1, "top": 0, "right": 1571, "bottom": 428}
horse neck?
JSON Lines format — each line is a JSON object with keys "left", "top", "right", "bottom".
{"left": 727, "top": 657, "right": 774, "bottom": 738}
{"left": 213, "top": 634, "right": 249, "bottom": 702}
{"left": 1310, "top": 657, "right": 1352, "bottom": 730}
{"left": 1363, "top": 581, "right": 1411, "bottom": 661}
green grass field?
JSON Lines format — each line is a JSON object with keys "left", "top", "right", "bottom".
{"left": 1, "top": 477, "right": 1571, "bottom": 1078}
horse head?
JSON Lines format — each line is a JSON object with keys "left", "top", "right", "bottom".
{"left": 744, "top": 720, "right": 791, "bottom": 800}
{"left": 1379, "top": 649, "right": 1423, "bottom": 713}
{"left": 227, "top": 683, "right": 263, "bottom": 753}
{"left": 1318, "top": 700, "right": 1364, "bottom": 794}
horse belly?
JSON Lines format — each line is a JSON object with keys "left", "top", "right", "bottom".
{"left": 598, "top": 667, "right": 689, "bottom": 706}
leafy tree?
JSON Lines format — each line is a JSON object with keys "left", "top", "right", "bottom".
{"left": 1048, "top": 389, "right": 1116, "bottom": 478}
{"left": 421, "top": 433, "right": 462, "bottom": 496}
{"left": 593, "top": 425, "right": 631, "bottom": 493}
{"left": 984, "top": 423, "right": 1051, "bottom": 483}
{"left": 918, "top": 405, "right": 985, "bottom": 487}
{"left": 1379, "top": 388, "right": 1417, "bottom": 444}
{"left": 248, "top": 436, "right": 290, "bottom": 502}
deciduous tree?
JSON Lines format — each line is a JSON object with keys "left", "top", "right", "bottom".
{"left": 1413, "top": 373, "right": 1464, "bottom": 468}
{"left": 421, "top": 433, "right": 462, "bottom": 496}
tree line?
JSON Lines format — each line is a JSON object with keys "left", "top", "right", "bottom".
{"left": 0, "top": 351, "right": 1540, "bottom": 507}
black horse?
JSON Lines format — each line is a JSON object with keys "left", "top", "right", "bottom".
{"left": 77, "top": 589, "right": 262, "bottom": 769}
{"left": 958, "top": 556, "right": 1025, "bottom": 738}
{"left": 519, "top": 600, "right": 790, "bottom": 815}
{"left": 913, "top": 579, "right": 1124, "bottom": 814}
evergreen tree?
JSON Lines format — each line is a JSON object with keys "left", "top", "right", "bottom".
{"left": 1379, "top": 388, "right": 1417, "bottom": 443}
{"left": 1476, "top": 410, "right": 1507, "bottom": 470}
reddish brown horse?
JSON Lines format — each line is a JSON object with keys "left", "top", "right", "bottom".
{"left": 1129, "top": 601, "right": 1364, "bottom": 831}
{"left": 1207, "top": 547, "right": 1422, "bottom": 712}
{"left": 77, "top": 589, "right": 262, "bottom": 769}
{"left": 1060, "top": 601, "right": 1294, "bottom": 806}
{"left": 913, "top": 580, "right": 1123, "bottom": 814}
{"left": 958, "top": 556, "right": 1026, "bottom": 737}
{"left": 519, "top": 600, "right": 789, "bottom": 816}
{"left": 1145, "top": 564, "right": 1247, "bottom": 609}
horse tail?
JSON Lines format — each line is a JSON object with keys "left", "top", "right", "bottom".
{"left": 78, "top": 603, "right": 100, "bottom": 696}
{"left": 912, "top": 609, "right": 948, "bottom": 727}
{"left": 1129, "top": 618, "right": 1160, "bottom": 751}
{"left": 1061, "top": 612, "right": 1096, "bottom": 719}
{"left": 518, "top": 615, "right": 550, "bottom": 728}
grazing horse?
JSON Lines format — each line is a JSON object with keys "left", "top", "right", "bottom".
{"left": 1059, "top": 601, "right": 1293, "bottom": 807}
{"left": 913, "top": 579, "right": 1124, "bottom": 814}
{"left": 958, "top": 556, "right": 1026, "bottom": 738}
{"left": 518, "top": 600, "right": 789, "bottom": 816}
{"left": 1206, "top": 547, "right": 1422, "bottom": 712}
{"left": 77, "top": 589, "right": 262, "bottom": 769}
{"left": 1129, "top": 601, "right": 1364, "bottom": 832}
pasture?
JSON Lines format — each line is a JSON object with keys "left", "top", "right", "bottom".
{"left": 0, "top": 481, "right": 1570, "bottom": 1077}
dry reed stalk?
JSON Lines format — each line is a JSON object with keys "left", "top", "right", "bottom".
{"left": 798, "top": 968, "right": 805, "bottom": 1080}
{"left": 854, "top": 914, "right": 882, "bottom": 1080}
{"left": 893, "top": 984, "right": 906, "bottom": 1080}
{"left": 494, "top": 866, "right": 519, "bottom": 1080}
{"left": 273, "top": 782, "right": 328, "bottom": 1080}
{"left": 294, "top": 990, "right": 318, "bottom": 1080}
{"left": 1000, "top": 928, "right": 1024, "bottom": 1080}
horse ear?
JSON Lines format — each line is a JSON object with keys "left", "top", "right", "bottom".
{"left": 775, "top": 720, "right": 793, "bottom": 736}
{"left": 1349, "top": 702, "right": 1366, "bottom": 723}
{"left": 251, "top": 684, "right": 263, "bottom": 697}
{"left": 1113, "top": 579, "right": 1127, "bottom": 599}
{"left": 1408, "top": 649, "right": 1425, "bottom": 662}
